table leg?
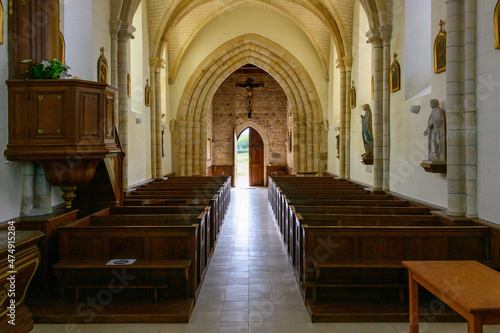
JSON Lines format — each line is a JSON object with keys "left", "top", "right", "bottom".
{"left": 409, "top": 271, "right": 419, "bottom": 333}
{"left": 468, "top": 315, "right": 483, "bottom": 333}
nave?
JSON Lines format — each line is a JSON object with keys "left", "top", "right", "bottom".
{"left": 31, "top": 188, "right": 498, "bottom": 333}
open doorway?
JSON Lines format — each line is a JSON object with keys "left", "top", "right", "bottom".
{"left": 236, "top": 128, "right": 250, "bottom": 187}
{"left": 235, "top": 127, "right": 264, "bottom": 187}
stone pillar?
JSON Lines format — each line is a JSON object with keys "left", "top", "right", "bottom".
{"left": 344, "top": 57, "right": 353, "bottom": 179}
{"left": 446, "top": 0, "right": 466, "bottom": 216}
{"left": 306, "top": 118, "right": 314, "bottom": 171}
{"left": 117, "top": 23, "right": 136, "bottom": 189}
{"left": 110, "top": 21, "right": 121, "bottom": 88}
{"left": 186, "top": 121, "right": 194, "bottom": 175}
{"left": 313, "top": 121, "right": 322, "bottom": 174}
{"left": 464, "top": 0, "right": 477, "bottom": 217}
{"left": 299, "top": 121, "right": 307, "bottom": 171}
{"left": 367, "top": 30, "right": 384, "bottom": 191}
{"left": 155, "top": 58, "right": 165, "bottom": 179}
{"left": 380, "top": 26, "right": 392, "bottom": 191}
{"left": 110, "top": 21, "right": 121, "bottom": 136}
{"left": 21, "top": 163, "right": 35, "bottom": 216}
{"left": 177, "top": 120, "right": 187, "bottom": 176}
{"left": 336, "top": 58, "right": 346, "bottom": 179}
{"left": 149, "top": 58, "right": 158, "bottom": 179}
{"left": 34, "top": 164, "right": 52, "bottom": 215}
{"left": 192, "top": 122, "right": 201, "bottom": 176}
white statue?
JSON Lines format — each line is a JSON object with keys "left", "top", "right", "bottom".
{"left": 360, "top": 104, "right": 373, "bottom": 157}
{"left": 423, "top": 99, "right": 446, "bottom": 161}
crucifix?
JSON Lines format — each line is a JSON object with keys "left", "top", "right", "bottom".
{"left": 235, "top": 78, "right": 264, "bottom": 118}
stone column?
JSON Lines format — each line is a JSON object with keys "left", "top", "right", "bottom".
{"left": 110, "top": 21, "right": 121, "bottom": 134}
{"left": 464, "top": 0, "right": 477, "bottom": 217}
{"left": 117, "top": 23, "right": 136, "bottom": 189}
{"left": 336, "top": 58, "right": 346, "bottom": 179}
{"left": 380, "top": 26, "right": 392, "bottom": 191}
{"left": 344, "top": 57, "right": 353, "bottom": 179}
{"left": 155, "top": 58, "right": 165, "bottom": 179}
{"left": 367, "top": 29, "right": 384, "bottom": 191}
{"left": 299, "top": 121, "right": 307, "bottom": 171}
{"left": 149, "top": 58, "right": 158, "bottom": 179}
{"left": 21, "top": 163, "right": 35, "bottom": 216}
{"left": 34, "top": 164, "right": 52, "bottom": 215}
{"left": 110, "top": 21, "right": 121, "bottom": 88}
{"left": 446, "top": 0, "right": 466, "bottom": 216}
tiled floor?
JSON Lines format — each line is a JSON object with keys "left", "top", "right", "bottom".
{"left": 33, "top": 188, "right": 500, "bottom": 333}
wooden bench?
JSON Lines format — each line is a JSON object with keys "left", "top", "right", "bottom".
{"left": 404, "top": 261, "right": 500, "bottom": 333}
{"left": 57, "top": 222, "right": 199, "bottom": 301}
{"left": 53, "top": 259, "right": 191, "bottom": 303}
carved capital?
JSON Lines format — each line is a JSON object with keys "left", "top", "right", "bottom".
{"left": 343, "top": 56, "right": 353, "bottom": 70}
{"left": 118, "top": 23, "right": 136, "bottom": 42}
{"left": 379, "top": 25, "right": 393, "bottom": 45}
{"left": 149, "top": 57, "right": 165, "bottom": 72}
{"left": 366, "top": 29, "right": 383, "bottom": 47}
{"left": 110, "top": 20, "right": 122, "bottom": 39}
{"left": 335, "top": 57, "right": 345, "bottom": 70}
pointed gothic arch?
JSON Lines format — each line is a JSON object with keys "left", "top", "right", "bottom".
{"left": 173, "top": 34, "right": 326, "bottom": 177}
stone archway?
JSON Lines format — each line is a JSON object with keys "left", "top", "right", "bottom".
{"left": 174, "top": 34, "right": 326, "bottom": 177}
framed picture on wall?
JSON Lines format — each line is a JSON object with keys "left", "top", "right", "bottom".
{"left": 349, "top": 83, "right": 356, "bottom": 109}
{"left": 371, "top": 75, "right": 374, "bottom": 100}
{"left": 207, "top": 139, "right": 212, "bottom": 161}
{"left": 97, "top": 47, "right": 108, "bottom": 84}
{"left": 127, "top": 73, "right": 131, "bottom": 98}
{"left": 58, "top": 31, "right": 66, "bottom": 63}
{"left": 390, "top": 53, "right": 401, "bottom": 92}
{"left": 434, "top": 20, "right": 447, "bottom": 73}
{"left": 145, "top": 79, "right": 151, "bottom": 107}
{"left": 495, "top": 1, "right": 500, "bottom": 49}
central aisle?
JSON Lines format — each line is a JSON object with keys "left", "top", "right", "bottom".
{"left": 188, "top": 187, "right": 310, "bottom": 332}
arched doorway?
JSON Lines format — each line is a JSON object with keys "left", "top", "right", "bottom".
{"left": 236, "top": 127, "right": 264, "bottom": 187}
{"left": 248, "top": 128, "right": 264, "bottom": 186}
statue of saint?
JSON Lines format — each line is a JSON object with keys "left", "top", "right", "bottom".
{"left": 423, "top": 99, "right": 446, "bottom": 161}
{"left": 360, "top": 104, "right": 373, "bottom": 157}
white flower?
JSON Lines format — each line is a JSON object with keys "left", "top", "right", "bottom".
{"left": 60, "top": 71, "right": 68, "bottom": 78}
{"left": 41, "top": 60, "right": 51, "bottom": 69}
{"left": 61, "top": 63, "right": 69, "bottom": 70}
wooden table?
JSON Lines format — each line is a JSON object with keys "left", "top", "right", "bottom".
{"left": 403, "top": 261, "right": 500, "bottom": 333}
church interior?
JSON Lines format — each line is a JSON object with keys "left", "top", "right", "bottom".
{"left": 2, "top": 0, "right": 500, "bottom": 332}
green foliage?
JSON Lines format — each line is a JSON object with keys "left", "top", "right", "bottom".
{"left": 237, "top": 134, "right": 249, "bottom": 150}
{"left": 26, "top": 59, "right": 71, "bottom": 79}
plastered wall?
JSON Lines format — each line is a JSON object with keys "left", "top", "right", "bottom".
{"left": 349, "top": 1, "right": 373, "bottom": 185}
{"left": 387, "top": 0, "right": 447, "bottom": 206}
{"left": 477, "top": 0, "right": 500, "bottom": 224}
{"left": 128, "top": 2, "right": 152, "bottom": 185}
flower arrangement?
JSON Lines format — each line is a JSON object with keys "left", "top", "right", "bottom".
{"left": 23, "top": 59, "right": 71, "bottom": 79}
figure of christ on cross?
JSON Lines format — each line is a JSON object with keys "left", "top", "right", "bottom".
{"left": 235, "top": 78, "right": 264, "bottom": 118}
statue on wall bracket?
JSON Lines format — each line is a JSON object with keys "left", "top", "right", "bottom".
{"left": 421, "top": 99, "right": 447, "bottom": 173}
{"left": 360, "top": 104, "right": 373, "bottom": 165}
{"left": 350, "top": 81, "right": 356, "bottom": 109}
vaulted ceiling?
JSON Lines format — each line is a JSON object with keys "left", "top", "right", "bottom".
{"left": 113, "top": 0, "right": 393, "bottom": 80}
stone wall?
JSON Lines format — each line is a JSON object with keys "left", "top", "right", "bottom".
{"left": 210, "top": 72, "right": 289, "bottom": 168}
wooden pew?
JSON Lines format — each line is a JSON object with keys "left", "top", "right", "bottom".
{"left": 55, "top": 219, "right": 199, "bottom": 303}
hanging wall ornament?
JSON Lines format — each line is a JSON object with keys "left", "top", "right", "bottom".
{"left": 58, "top": 31, "right": 66, "bottom": 63}
{"left": 97, "top": 47, "right": 108, "bottom": 84}
{"left": 127, "top": 73, "right": 131, "bottom": 97}
{"left": 390, "top": 53, "right": 401, "bottom": 92}
{"left": 145, "top": 79, "right": 151, "bottom": 107}
{"left": 0, "top": 0, "right": 4, "bottom": 45}
{"left": 350, "top": 81, "right": 356, "bottom": 109}
{"left": 434, "top": 20, "right": 447, "bottom": 73}
{"left": 495, "top": 1, "right": 500, "bottom": 49}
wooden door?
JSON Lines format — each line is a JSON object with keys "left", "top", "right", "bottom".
{"left": 233, "top": 128, "right": 237, "bottom": 187}
{"left": 249, "top": 128, "right": 264, "bottom": 186}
